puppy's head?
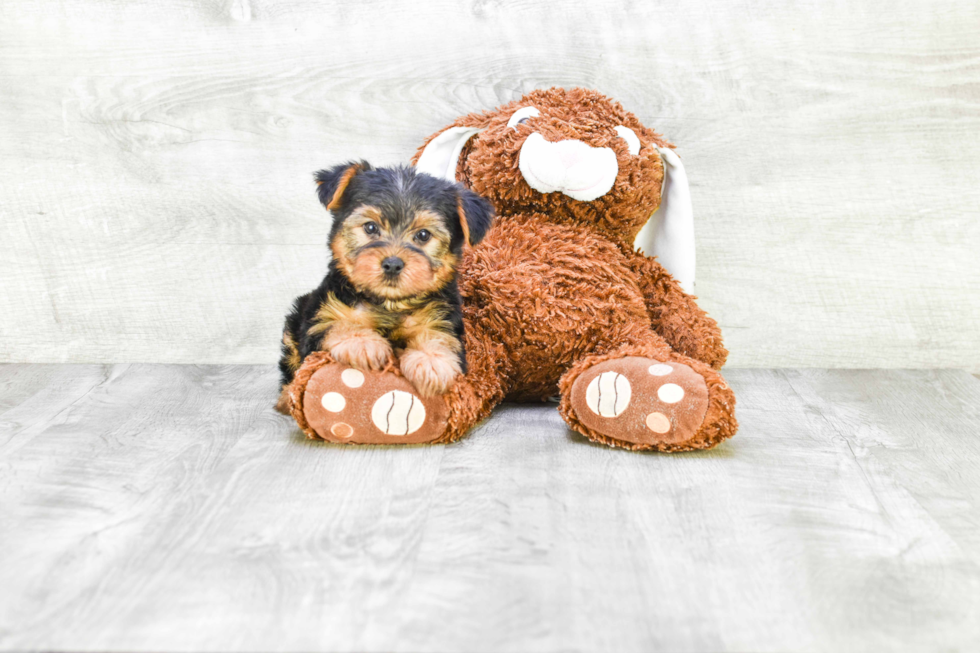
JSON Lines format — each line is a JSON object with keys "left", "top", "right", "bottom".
{"left": 316, "top": 162, "right": 493, "bottom": 300}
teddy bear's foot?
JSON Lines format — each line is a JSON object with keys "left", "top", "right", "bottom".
{"left": 299, "top": 363, "right": 450, "bottom": 445}
{"left": 567, "top": 356, "right": 712, "bottom": 450}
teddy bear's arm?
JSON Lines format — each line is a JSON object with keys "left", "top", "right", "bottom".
{"left": 626, "top": 251, "right": 728, "bottom": 370}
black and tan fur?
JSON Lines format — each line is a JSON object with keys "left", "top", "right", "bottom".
{"left": 277, "top": 162, "right": 494, "bottom": 409}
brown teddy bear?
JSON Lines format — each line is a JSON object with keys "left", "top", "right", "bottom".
{"left": 284, "top": 87, "right": 737, "bottom": 451}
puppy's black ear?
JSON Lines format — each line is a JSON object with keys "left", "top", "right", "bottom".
{"left": 456, "top": 188, "right": 494, "bottom": 247}
{"left": 314, "top": 161, "right": 371, "bottom": 211}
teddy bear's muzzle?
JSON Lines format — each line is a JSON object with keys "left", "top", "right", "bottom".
{"left": 518, "top": 132, "right": 619, "bottom": 202}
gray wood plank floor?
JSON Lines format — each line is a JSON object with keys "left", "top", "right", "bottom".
{"left": 1, "top": 365, "right": 978, "bottom": 652}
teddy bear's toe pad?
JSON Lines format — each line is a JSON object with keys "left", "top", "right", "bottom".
{"left": 570, "top": 356, "right": 709, "bottom": 447}
{"left": 303, "top": 364, "right": 449, "bottom": 444}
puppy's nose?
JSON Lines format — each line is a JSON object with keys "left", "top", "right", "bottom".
{"left": 381, "top": 256, "right": 405, "bottom": 275}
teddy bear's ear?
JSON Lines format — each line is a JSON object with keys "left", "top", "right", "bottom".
{"left": 415, "top": 127, "right": 483, "bottom": 182}
{"left": 315, "top": 161, "right": 371, "bottom": 211}
{"left": 456, "top": 188, "right": 494, "bottom": 247}
{"left": 634, "top": 147, "right": 696, "bottom": 294}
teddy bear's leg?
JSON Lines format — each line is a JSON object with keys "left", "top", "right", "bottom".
{"left": 284, "top": 325, "right": 506, "bottom": 445}
{"left": 558, "top": 332, "right": 737, "bottom": 451}
{"left": 625, "top": 251, "right": 729, "bottom": 370}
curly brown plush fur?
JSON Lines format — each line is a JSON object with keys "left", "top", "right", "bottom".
{"left": 285, "top": 87, "right": 736, "bottom": 451}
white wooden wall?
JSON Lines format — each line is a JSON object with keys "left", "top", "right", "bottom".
{"left": 2, "top": 0, "right": 979, "bottom": 369}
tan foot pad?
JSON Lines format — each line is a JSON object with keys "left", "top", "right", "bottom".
{"left": 303, "top": 365, "right": 449, "bottom": 444}
{"left": 570, "top": 357, "right": 709, "bottom": 447}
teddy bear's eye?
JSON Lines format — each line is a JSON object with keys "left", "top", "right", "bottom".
{"left": 508, "top": 106, "right": 541, "bottom": 129}
{"left": 614, "top": 125, "right": 641, "bottom": 156}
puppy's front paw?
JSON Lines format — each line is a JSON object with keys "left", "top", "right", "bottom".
{"left": 400, "top": 346, "right": 462, "bottom": 397}
{"left": 328, "top": 332, "right": 392, "bottom": 371}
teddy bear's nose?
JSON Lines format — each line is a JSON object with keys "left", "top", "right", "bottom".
{"left": 558, "top": 147, "right": 586, "bottom": 168}
{"left": 518, "top": 133, "right": 618, "bottom": 202}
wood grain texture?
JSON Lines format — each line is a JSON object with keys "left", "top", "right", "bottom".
{"left": 0, "top": 364, "right": 978, "bottom": 651}
{"left": 1, "top": 0, "right": 979, "bottom": 368}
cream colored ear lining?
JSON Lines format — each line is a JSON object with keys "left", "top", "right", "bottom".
{"left": 633, "top": 147, "right": 696, "bottom": 294}
{"left": 415, "top": 126, "right": 484, "bottom": 182}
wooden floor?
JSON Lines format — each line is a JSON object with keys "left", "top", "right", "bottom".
{"left": 1, "top": 365, "right": 978, "bottom": 652}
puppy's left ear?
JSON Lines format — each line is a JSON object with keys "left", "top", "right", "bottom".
{"left": 456, "top": 188, "right": 494, "bottom": 247}
{"left": 314, "top": 161, "right": 371, "bottom": 211}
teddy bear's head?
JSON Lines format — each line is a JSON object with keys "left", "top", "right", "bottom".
{"left": 413, "top": 87, "right": 672, "bottom": 244}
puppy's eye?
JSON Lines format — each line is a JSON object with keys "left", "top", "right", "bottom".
{"left": 507, "top": 106, "right": 541, "bottom": 129}
{"left": 414, "top": 229, "right": 432, "bottom": 243}
{"left": 363, "top": 222, "right": 380, "bottom": 235}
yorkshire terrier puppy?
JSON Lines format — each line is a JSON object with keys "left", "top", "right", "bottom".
{"left": 276, "top": 162, "right": 494, "bottom": 411}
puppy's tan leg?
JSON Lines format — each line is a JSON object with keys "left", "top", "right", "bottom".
{"left": 274, "top": 385, "right": 293, "bottom": 414}
{"left": 309, "top": 296, "right": 392, "bottom": 371}
{"left": 400, "top": 338, "right": 463, "bottom": 397}
{"left": 327, "top": 328, "right": 392, "bottom": 371}
{"left": 395, "top": 308, "right": 462, "bottom": 397}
